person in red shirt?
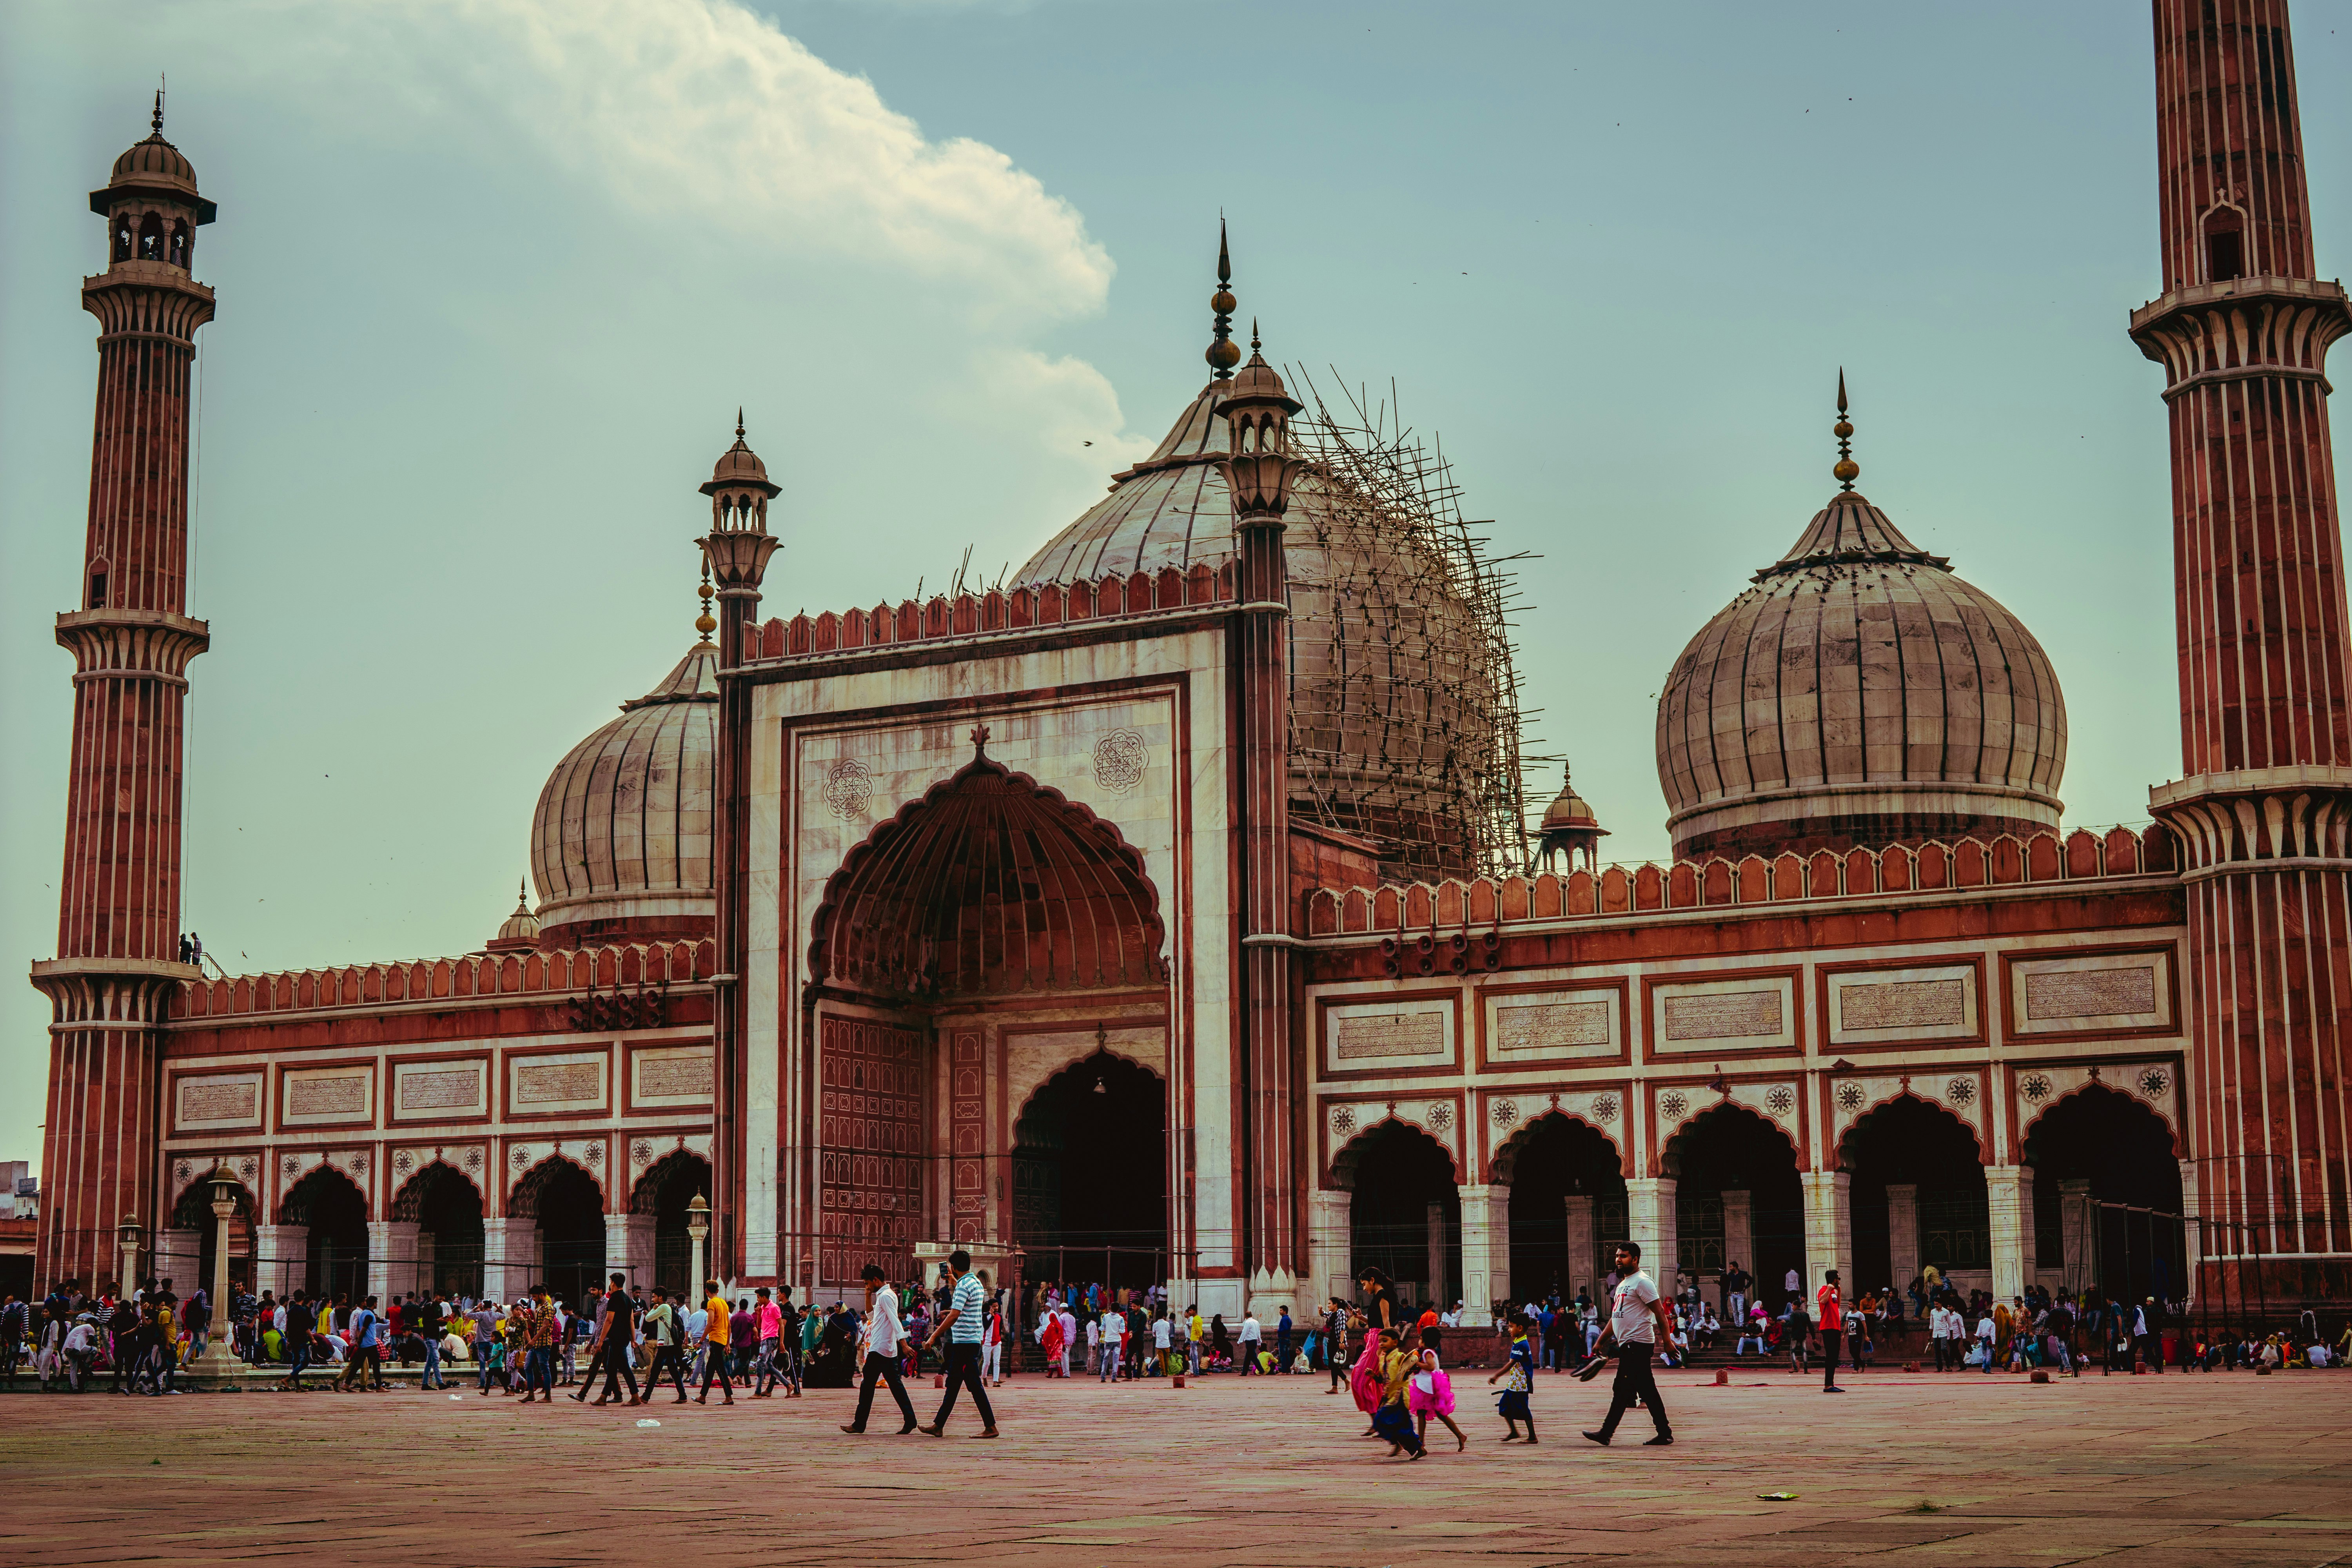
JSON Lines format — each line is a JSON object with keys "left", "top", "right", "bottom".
{"left": 1815, "top": 1270, "right": 1845, "bottom": 1393}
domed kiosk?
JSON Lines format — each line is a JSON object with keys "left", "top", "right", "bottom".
{"left": 1655, "top": 385, "right": 2066, "bottom": 860}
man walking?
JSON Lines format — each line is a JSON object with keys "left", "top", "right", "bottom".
{"left": 521, "top": 1285, "right": 560, "bottom": 1402}
{"left": 695, "top": 1278, "right": 736, "bottom": 1405}
{"left": 841, "top": 1264, "right": 918, "bottom": 1435}
{"left": 750, "top": 1285, "right": 784, "bottom": 1397}
{"left": 1237, "top": 1308, "right": 1263, "bottom": 1375}
{"left": 1581, "top": 1241, "right": 1674, "bottom": 1447}
{"left": 1816, "top": 1270, "right": 1846, "bottom": 1392}
{"left": 920, "top": 1248, "right": 999, "bottom": 1439}
{"left": 589, "top": 1274, "right": 640, "bottom": 1405}
{"left": 635, "top": 1287, "right": 688, "bottom": 1404}
{"left": 283, "top": 1290, "right": 316, "bottom": 1391}
{"left": 1276, "top": 1305, "right": 1294, "bottom": 1372}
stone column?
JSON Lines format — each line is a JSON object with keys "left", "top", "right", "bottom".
{"left": 1626, "top": 1178, "right": 1677, "bottom": 1284}
{"left": 1883, "top": 1183, "right": 1921, "bottom": 1298}
{"left": 2058, "top": 1178, "right": 2097, "bottom": 1296}
{"left": 368, "top": 1220, "right": 421, "bottom": 1301}
{"left": 156, "top": 1227, "right": 205, "bottom": 1296}
{"left": 1799, "top": 1170, "right": 1851, "bottom": 1296}
{"left": 1308, "top": 1188, "right": 1351, "bottom": 1306}
{"left": 612, "top": 1212, "right": 657, "bottom": 1289}
{"left": 1455, "top": 1185, "right": 1507, "bottom": 1327}
{"left": 1986, "top": 1165, "right": 2033, "bottom": 1302}
{"left": 253, "top": 1224, "right": 307, "bottom": 1300}
{"left": 2177, "top": 1160, "right": 2202, "bottom": 1307}
{"left": 1562, "top": 1195, "right": 1596, "bottom": 1301}
{"left": 415, "top": 1231, "right": 437, "bottom": 1296}
{"left": 1720, "top": 1189, "right": 1753, "bottom": 1308}
{"left": 482, "top": 1218, "right": 540, "bottom": 1304}
{"left": 1424, "top": 1201, "right": 1448, "bottom": 1309}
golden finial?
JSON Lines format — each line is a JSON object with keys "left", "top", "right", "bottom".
{"left": 694, "top": 555, "right": 717, "bottom": 642}
{"left": 1207, "top": 218, "right": 1240, "bottom": 379}
{"left": 512, "top": 877, "right": 531, "bottom": 915}
{"left": 1832, "top": 368, "right": 1859, "bottom": 492}
{"left": 152, "top": 78, "right": 165, "bottom": 138}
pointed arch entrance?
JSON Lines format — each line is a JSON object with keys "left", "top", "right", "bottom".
{"left": 171, "top": 1176, "right": 256, "bottom": 1298}
{"left": 807, "top": 749, "right": 1170, "bottom": 1292}
{"left": 633, "top": 1150, "right": 713, "bottom": 1299}
{"left": 1012, "top": 1051, "right": 1168, "bottom": 1290}
{"left": 392, "top": 1163, "right": 485, "bottom": 1299}
{"left": 1840, "top": 1096, "right": 1988, "bottom": 1298}
{"left": 1662, "top": 1105, "right": 1804, "bottom": 1311}
{"left": 1495, "top": 1112, "right": 1624, "bottom": 1304}
{"left": 1335, "top": 1121, "right": 1460, "bottom": 1312}
{"left": 2023, "top": 1085, "right": 2183, "bottom": 1300}
{"left": 281, "top": 1166, "right": 368, "bottom": 1302}
{"left": 513, "top": 1159, "right": 606, "bottom": 1309}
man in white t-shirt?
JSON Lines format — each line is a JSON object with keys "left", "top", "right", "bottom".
{"left": 1582, "top": 1242, "right": 1675, "bottom": 1447}
{"left": 839, "top": 1265, "right": 917, "bottom": 1435}
{"left": 1098, "top": 1306, "right": 1124, "bottom": 1382}
{"left": 1151, "top": 1310, "right": 1173, "bottom": 1374}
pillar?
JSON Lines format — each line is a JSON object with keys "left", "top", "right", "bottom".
{"left": 2058, "top": 1178, "right": 2096, "bottom": 1297}
{"left": 2178, "top": 1159, "right": 2202, "bottom": 1307}
{"left": 1987, "top": 1164, "right": 2032, "bottom": 1303}
{"left": 1562, "top": 1195, "right": 1595, "bottom": 1301}
{"left": 156, "top": 1227, "right": 205, "bottom": 1295}
{"left": 1422, "top": 1201, "right": 1447, "bottom": 1309}
{"left": 1720, "top": 1189, "right": 1753, "bottom": 1305}
{"left": 1799, "top": 1170, "right": 1850, "bottom": 1296}
{"left": 482, "top": 1217, "right": 539, "bottom": 1304}
{"left": 612, "top": 1212, "right": 656, "bottom": 1289}
{"left": 415, "top": 1231, "right": 437, "bottom": 1297}
{"left": 1308, "top": 1188, "right": 1351, "bottom": 1306}
{"left": 368, "top": 1220, "right": 421, "bottom": 1301}
{"left": 253, "top": 1224, "right": 307, "bottom": 1300}
{"left": 1626, "top": 1177, "right": 1676, "bottom": 1285}
{"left": 1883, "top": 1182, "right": 1920, "bottom": 1298}
{"left": 1456, "top": 1185, "right": 1507, "bottom": 1326}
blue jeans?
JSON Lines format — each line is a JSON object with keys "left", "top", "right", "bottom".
{"left": 189, "top": 1331, "right": 208, "bottom": 1361}
{"left": 526, "top": 1345, "right": 555, "bottom": 1396}
{"left": 477, "top": 1345, "right": 497, "bottom": 1389}
{"left": 422, "top": 1338, "right": 443, "bottom": 1388}
{"left": 288, "top": 1340, "right": 311, "bottom": 1387}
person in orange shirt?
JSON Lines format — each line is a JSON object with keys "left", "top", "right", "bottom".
{"left": 695, "top": 1278, "right": 735, "bottom": 1405}
{"left": 1816, "top": 1270, "right": 1845, "bottom": 1394}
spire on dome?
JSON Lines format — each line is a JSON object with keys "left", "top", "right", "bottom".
{"left": 695, "top": 555, "right": 717, "bottom": 643}
{"left": 152, "top": 81, "right": 165, "bottom": 138}
{"left": 1833, "top": 369, "right": 1859, "bottom": 492}
{"left": 485, "top": 874, "right": 543, "bottom": 952}
{"left": 1207, "top": 219, "right": 1240, "bottom": 380}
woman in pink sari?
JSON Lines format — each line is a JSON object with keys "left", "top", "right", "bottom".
{"left": 1349, "top": 1323, "right": 1387, "bottom": 1433}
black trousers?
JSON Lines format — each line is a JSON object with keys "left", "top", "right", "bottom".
{"left": 645, "top": 1344, "right": 686, "bottom": 1398}
{"left": 598, "top": 1343, "right": 639, "bottom": 1401}
{"left": 850, "top": 1350, "right": 916, "bottom": 1431}
{"left": 933, "top": 1342, "right": 995, "bottom": 1429}
{"left": 1597, "top": 1341, "right": 1670, "bottom": 1439}
{"left": 572, "top": 1341, "right": 604, "bottom": 1397}
{"left": 698, "top": 1344, "right": 734, "bottom": 1396}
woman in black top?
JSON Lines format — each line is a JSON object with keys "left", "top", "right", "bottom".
{"left": 1356, "top": 1268, "right": 1397, "bottom": 1335}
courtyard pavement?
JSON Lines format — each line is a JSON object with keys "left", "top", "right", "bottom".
{"left": 5, "top": 1364, "right": 2350, "bottom": 1564}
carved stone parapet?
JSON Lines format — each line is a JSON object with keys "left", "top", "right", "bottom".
{"left": 701, "top": 530, "right": 780, "bottom": 594}
{"left": 81, "top": 264, "right": 217, "bottom": 342}
{"left": 2150, "top": 766, "right": 2352, "bottom": 877}
{"left": 2128, "top": 275, "right": 2349, "bottom": 397}
{"left": 54, "top": 608, "right": 211, "bottom": 684}
{"left": 30, "top": 956, "right": 199, "bottom": 1029}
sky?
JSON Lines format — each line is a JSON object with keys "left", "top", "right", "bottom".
{"left": 3, "top": 0, "right": 2349, "bottom": 1174}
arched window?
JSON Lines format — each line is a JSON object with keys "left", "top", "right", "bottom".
{"left": 113, "top": 215, "right": 134, "bottom": 264}
{"left": 2203, "top": 206, "right": 2246, "bottom": 284}
{"left": 87, "top": 562, "right": 108, "bottom": 609}
{"left": 167, "top": 222, "right": 188, "bottom": 268}
{"left": 138, "top": 211, "right": 163, "bottom": 261}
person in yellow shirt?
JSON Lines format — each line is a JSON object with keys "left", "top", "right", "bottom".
{"left": 695, "top": 1278, "right": 735, "bottom": 1405}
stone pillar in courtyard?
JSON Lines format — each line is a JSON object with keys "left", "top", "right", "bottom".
{"left": 253, "top": 1224, "right": 307, "bottom": 1301}
{"left": 1308, "top": 1189, "right": 1350, "bottom": 1307}
{"left": 1799, "top": 1171, "right": 1850, "bottom": 1296}
{"left": 612, "top": 1212, "right": 655, "bottom": 1290}
{"left": 1720, "top": 1189, "right": 1753, "bottom": 1308}
{"left": 1626, "top": 1178, "right": 1676, "bottom": 1286}
{"left": 482, "top": 1218, "right": 539, "bottom": 1303}
{"left": 1986, "top": 1165, "right": 2033, "bottom": 1301}
{"left": 1563, "top": 1194, "right": 1595, "bottom": 1301}
{"left": 1884, "top": 1183, "right": 1920, "bottom": 1298}
{"left": 2058, "top": 1178, "right": 2096, "bottom": 1296}
{"left": 369, "top": 1219, "right": 421, "bottom": 1300}
{"left": 157, "top": 1227, "right": 204, "bottom": 1293}
{"left": 1456, "top": 1185, "right": 1506, "bottom": 1325}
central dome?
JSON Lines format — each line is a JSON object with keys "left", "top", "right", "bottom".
{"left": 1655, "top": 490, "right": 2066, "bottom": 859}
{"left": 1016, "top": 376, "right": 1518, "bottom": 880}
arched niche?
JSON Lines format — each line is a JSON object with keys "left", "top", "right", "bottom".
{"left": 1010, "top": 1050, "right": 1168, "bottom": 1291}
{"left": 632, "top": 1149, "right": 713, "bottom": 1298}
{"left": 392, "top": 1161, "right": 486, "bottom": 1299}
{"left": 512, "top": 1156, "right": 607, "bottom": 1309}
{"left": 1660, "top": 1102, "right": 1804, "bottom": 1304}
{"left": 1491, "top": 1110, "right": 1626, "bottom": 1306}
{"left": 280, "top": 1165, "right": 369, "bottom": 1302}
{"left": 169, "top": 1175, "right": 258, "bottom": 1298}
{"left": 1332, "top": 1119, "right": 1460, "bottom": 1313}
{"left": 1838, "top": 1094, "right": 1989, "bottom": 1295}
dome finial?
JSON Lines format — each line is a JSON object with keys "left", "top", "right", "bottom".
{"left": 152, "top": 78, "right": 165, "bottom": 138}
{"left": 1207, "top": 217, "right": 1240, "bottom": 380}
{"left": 695, "top": 554, "right": 717, "bottom": 643}
{"left": 735, "top": 407, "right": 744, "bottom": 441}
{"left": 514, "top": 876, "right": 530, "bottom": 914}
{"left": 1832, "top": 368, "right": 1859, "bottom": 492}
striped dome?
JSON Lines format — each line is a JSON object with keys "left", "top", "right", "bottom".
{"left": 1655, "top": 491, "right": 2066, "bottom": 859}
{"left": 529, "top": 643, "right": 718, "bottom": 944}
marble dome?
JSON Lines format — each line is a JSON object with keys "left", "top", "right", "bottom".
{"left": 529, "top": 641, "right": 719, "bottom": 945}
{"left": 1655, "top": 489, "right": 2067, "bottom": 860}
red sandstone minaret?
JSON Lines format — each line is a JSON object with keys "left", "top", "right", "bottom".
{"left": 2133, "top": 0, "right": 2352, "bottom": 1296}
{"left": 31, "top": 96, "right": 219, "bottom": 1290}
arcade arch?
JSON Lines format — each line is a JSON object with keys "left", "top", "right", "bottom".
{"left": 512, "top": 1158, "right": 606, "bottom": 1309}
{"left": 1335, "top": 1121, "right": 1460, "bottom": 1312}
{"left": 1494, "top": 1112, "right": 1624, "bottom": 1305}
{"left": 280, "top": 1165, "right": 368, "bottom": 1301}
{"left": 632, "top": 1150, "right": 713, "bottom": 1299}
{"left": 169, "top": 1174, "right": 256, "bottom": 1298}
{"left": 1840, "top": 1096, "right": 1988, "bottom": 1301}
{"left": 1012, "top": 1051, "right": 1169, "bottom": 1290}
{"left": 392, "top": 1162, "right": 486, "bottom": 1299}
{"left": 1662, "top": 1104, "right": 1804, "bottom": 1310}
{"left": 2023, "top": 1084, "right": 2183, "bottom": 1299}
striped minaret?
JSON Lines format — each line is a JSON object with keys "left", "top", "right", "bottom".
{"left": 31, "top": 98, "right": 217, "bottom": 1290}
{"left": 2132, "top": 0, "right": 2352, "bottom": 1300}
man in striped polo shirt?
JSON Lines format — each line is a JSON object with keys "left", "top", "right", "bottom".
{"left": 920, "top": 1249, "right": 999, "bottom": 1439}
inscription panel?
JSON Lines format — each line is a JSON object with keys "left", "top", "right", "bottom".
{"left": 1321, "top": 996, "right": 1458, "bottom": 1077}
{"left": 392, "top": 1060, "right": 487, "bottom": 1121}
{"left": 175, "top": 1073, "right": 263, "bottom": 1131}
{"left": 1826, "top": 963, "right": 1980, "bottom": 1047}
{"left": 633, "top": 1045, "right": 716, "bottom": 1107}
{"left": 2010, "top": 951, "right": 2174, "bottom": 1038}
{"left": 281, "top": 1067, "right": 374, "bottom": 1127}
{"left": 1648, "top": 974, "right": 1798, "bottom": 1057}
{"left": 506, "top": 1050, "right": 609, "bottom": 1114}
{"left": 1481, "top": 985, "right": 1622, "bottom": 1066}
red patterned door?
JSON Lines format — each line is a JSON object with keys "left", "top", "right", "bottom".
{"left": 818, "top": 1016, "right": 924, "bottom": 1286}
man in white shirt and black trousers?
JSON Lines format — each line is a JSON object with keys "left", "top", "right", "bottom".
{"left": 1582, "top": 1241, "right": 1675, "bottom": 1447}
{"left": 919, "top": 1249, "right": 998, "bottom": 1439}
{"left": 839, "top": 1263, "right": 919, "bottom": 1436}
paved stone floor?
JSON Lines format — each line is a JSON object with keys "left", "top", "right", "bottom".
{"left": 7, "top": 1366, "right": 2352, "bottom": 1565}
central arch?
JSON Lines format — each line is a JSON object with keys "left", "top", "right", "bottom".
{"left": 1495, "top": 1112, "right": 1625, "bottom": 1305}
{"left": 1011, "top": 1051, "right": 1169, "bottom": 1290}
{"left": 1662, "top": 1104, "right": 1804, "bottom": 1310}
{"left": 512, "top": 1158, "right": 606, "bottom": 1310}
{"left": 392, "top": 1162, "right": 485, "bottom": 1299}
{"left": 1840, "top": 1096, "right": 1988, "bottom": 1298}
{"left": 809, "top": 753, "right": 1166, "bottom": 1003}
{"left": 1336, "top": 1121, "right": 1461, "bottom": 1313}
{"left": 280, "top": 1165, "right": 368, "bottom": 1303}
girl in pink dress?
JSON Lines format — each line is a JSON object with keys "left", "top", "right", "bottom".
{"left": 1408, "top": 1344, "right": 1465, "bottom": 1451}
{"left": 1349, "top": 1328, "right": 1385, "bottom": 1434}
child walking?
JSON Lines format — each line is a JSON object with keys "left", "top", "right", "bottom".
{"left": 1410, "top": 1343, "right": 1465, "bottom": 1452}
{"left": 1488, "top": 1312, "right": 1538, "bottom": 1444}
{"left": 1369, "top": 1328, "right": 1426, "bottom": 1458}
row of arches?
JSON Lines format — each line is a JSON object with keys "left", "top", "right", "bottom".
{"left": 1336, "top": 1085, "right": 2179, "bottom": 1308}
{"left": 112, "top": 209, "right": 193, "bottom": 269}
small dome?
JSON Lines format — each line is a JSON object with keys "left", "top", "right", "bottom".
{"left": 529, "top": 644, "right": 720, "bottom": 945}
{"left": 485, "top": 880, "right": 541, "bottom": 952}
{"left": 113, "top": 133, "right": 198, "bottom": 192}
{"left": 1540, "top": 774, "right": 1600, "bottom": 834}
{"left": 1229, "top": 348, "right": 1290, "bottom": 402}
{"left": 1656, "top": 490, "right": 2066, "bottom": 859}
{"left": 708, "top": 417, "right": 769, "bottom": 486}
